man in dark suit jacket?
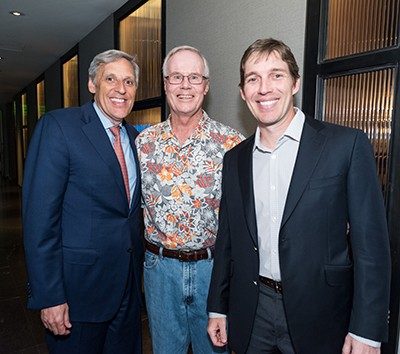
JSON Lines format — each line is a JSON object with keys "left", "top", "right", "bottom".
{"left": 207, "top": 38, "right": 390, "bottom": 354}
{"left": 23, "top": 49, "right": 143, "bottom": 354}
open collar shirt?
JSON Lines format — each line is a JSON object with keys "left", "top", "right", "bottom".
{"left": 136, "top": 111, "right": 244, "bottom": 251}
{"left": 253, "top": 108, "right": 304, "bottom": 280}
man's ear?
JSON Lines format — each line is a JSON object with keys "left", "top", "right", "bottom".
{"left": 88, "top": 79, "right": 96, "bottom": 94}
{"left": 292, "top": 78, "right": 300, "bottom": 95}
{"left": 240, "top": 87, "right": 246, "bottom": 101}
{"left": 204, "top": 81, "right": 210, "bottom": 95}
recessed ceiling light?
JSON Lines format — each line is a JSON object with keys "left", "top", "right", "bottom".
{"left": 10, "top": 11, "right": 25, "bottom": 16}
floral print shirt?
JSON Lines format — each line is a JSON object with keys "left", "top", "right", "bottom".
{"left": 136, "top": 111, "right": 244, "bottom": 250}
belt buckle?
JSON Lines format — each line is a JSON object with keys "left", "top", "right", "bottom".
{"left": 177, "top": 249, "right": 186, "bottom": 261}
{"left": 274, "top": 281, "right": 282, "bottom": 293}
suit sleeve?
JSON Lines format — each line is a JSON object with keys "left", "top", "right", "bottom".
{"left": 22, "top": 113, "right": 70, "bottom": 310}
{"left": 347, "top": 131, "right": 391, "bottom": 341}
{"left": 207, "top": 153, "right": 232, "bottom": 314}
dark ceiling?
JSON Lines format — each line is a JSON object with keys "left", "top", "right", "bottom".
{"left": 0, "top": 0, "right": 129, "bottom": 105}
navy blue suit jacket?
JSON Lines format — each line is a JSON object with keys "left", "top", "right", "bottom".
{"left": 208, "top": 117, "right": 390, "bottom": 354}
{"left": 23, "top": 102, "right": 144, "bottom": 322}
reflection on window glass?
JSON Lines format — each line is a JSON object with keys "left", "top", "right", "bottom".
{"left": 63, "top": 55, "right": 79, "bottom": 107}
{"left": 325, "top": 0, "right": 400, "bottom": 59}
{"left": 126, "top": 107, "right": 161, "bottom": 127}
{"left": 322, "top": 68, "right": 394, "bottom": 200}
{"left": 21, "top": 93, "right": 28, "bottom": 158}
{"left": 119, "top": 0, "right": 162, "bottom": 101}
{"left": 37, "top": 80, "right": 45, "bottom": 118}
{"left": 21, "top": 93, "right": 27, "bottom": 126}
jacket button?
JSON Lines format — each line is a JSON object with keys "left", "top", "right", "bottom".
{"left": 254, "top": 246, "right": 258, "bottom": 252}
{"left": 253, "top": 280, "right": 257, "bottom": 286}
{"left": 127, "top": 248, "right": 133, "bottom": 253}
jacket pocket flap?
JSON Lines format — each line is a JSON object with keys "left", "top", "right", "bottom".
{"left": 324, "top": 264, "right": 353, "bottom": 286}
{"left": 63, "top": 247, "right": 98, "bottom": 265}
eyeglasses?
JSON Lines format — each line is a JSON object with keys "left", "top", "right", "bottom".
{"left": 164, "top": 73, "right": 208, "bottom": 85}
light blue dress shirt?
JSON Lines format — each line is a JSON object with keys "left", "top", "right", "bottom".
{"left": 93, "top": 102, "right": 136, "bottom": 206}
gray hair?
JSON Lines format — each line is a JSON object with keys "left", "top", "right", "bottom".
{"left": 162, "top": 45, "right": 210, "bottom": 78}
{"left": 88, "top": 49, "right": 140, "bottom": 86}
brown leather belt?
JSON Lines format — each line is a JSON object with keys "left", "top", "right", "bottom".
{"left": 259, "top": 275, "right": 283, "bottom": 294}
{"left": 145, "top": 240, "right": 213, "bottom": 262}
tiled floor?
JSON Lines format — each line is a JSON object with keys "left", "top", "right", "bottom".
{"left": 0, "top": 178, "right": 152, "bottom": 353}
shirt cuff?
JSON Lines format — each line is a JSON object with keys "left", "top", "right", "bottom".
{"left": 349, "top": 333, "right": 381, "bottom": 348}
{"left": 208, "top": 312, "right": 227, "bottom": 318}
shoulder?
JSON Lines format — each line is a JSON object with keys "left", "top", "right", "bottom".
{"left": 223, "top": 134, "right": 254, "bottom": 160}
{"left": 207, "top": 117, "right": 244, "bottom": 137}
{"left": 136, "top": 120, "right": 168, "bottom": 144}
{"left": 205, "top": 116, "right": 246, "bottom": 149}
{"left": 41, "top": 103, "right": 89, "bottom": 127}
{"left": 305, "top": 116, "right": 367, "bottom": 143}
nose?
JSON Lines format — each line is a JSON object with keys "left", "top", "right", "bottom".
{"left": 180, "top": 76, "right": 191, "bottom": 88}
{"left": 258, "top": 77, "right": 271, "bottom": 95}
{"left": 114, "top": 80, "right": 127, "bottom": 94}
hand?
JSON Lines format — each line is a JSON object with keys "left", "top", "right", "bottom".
{"left": 342, "top": 334, "right": 380, "bottom": 354}
{"left": 40, "top": 303, "right": 72, "bottom": 335}
{"left": 207, "top": 317, "right": 228, "bottom": 347}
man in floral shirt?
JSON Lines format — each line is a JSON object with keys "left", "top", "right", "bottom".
{"left": 136, "top": 45, "right": 244, "bottom": 353}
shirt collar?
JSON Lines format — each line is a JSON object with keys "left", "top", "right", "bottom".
{"left": 161, "top": 110, "right": 210, "bottom": 143}
{"left": 253, "top": 107, "right": 305, "bottom": 152}
{"left": 93, "top": 101, "right": 122, "bottom": 130}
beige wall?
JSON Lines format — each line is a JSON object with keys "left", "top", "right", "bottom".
{"left": 166, "top": 0, "right": 307, "bottom": 136}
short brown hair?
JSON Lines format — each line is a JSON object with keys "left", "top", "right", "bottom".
{"left": 239, "top": 38, "right": 299, "bottom": 88}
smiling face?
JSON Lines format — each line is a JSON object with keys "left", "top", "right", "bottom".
{"left": 164, "top": 50, "right": 209, "bottom": 121}
{"left": 88, "top": 58, "right": 137, "bottom": 125}
{"left": 240, "top": 51, "right": 300, "bottom": 132}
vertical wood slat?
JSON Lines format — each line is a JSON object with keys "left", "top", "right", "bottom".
{"left": 322, "top": 69, "right": 394, "bottom": 198}
{"left": 325, "top": 0, "right": 399, "bottom": 59}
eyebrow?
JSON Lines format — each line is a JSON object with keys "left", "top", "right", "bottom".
{"left": 104, "top": 73, "right": 135, "bottom": 79}
{"left": 244, "top": 68, "right": 288, "bottom": 77}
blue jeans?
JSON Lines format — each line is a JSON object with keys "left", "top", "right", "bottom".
{"left": 144, "top": 251, "right": 227, "bottom": 354}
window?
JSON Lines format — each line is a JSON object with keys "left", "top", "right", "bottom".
{"left": 324, "top": 0, "right": 399, "bottom": 59}
{"left": 62, "top": 53, "right": 79, "bottom": 107}
{"left": 37, "top": 79, "right": 45, "bottom": 118}
{"left": 118, "top": 0, "right": 163, "bottom": 125}
{"left": 21, "top": 93, "right": 28, "bottom": 158}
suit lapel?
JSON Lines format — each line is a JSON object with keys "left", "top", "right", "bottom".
{"left": 238, "top": 136, "right": 258, "bottom": 247}
{"left": 80, "top": 103, "right": 128, "bottom": 207}
{"left": 280, "top": 117, "right": 327, "bottom": 228}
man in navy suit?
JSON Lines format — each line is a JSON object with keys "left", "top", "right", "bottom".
{"left": 23, "top": 49, "right": 143, "bottom": 354}
{"left": 207, "top": 38, "right": 390, "bottom": 354}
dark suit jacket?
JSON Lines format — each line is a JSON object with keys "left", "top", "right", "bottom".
{"left": 22, "top": 102, "right": 144, "bottom": 322}
{"left": 207, "top": 116, "right": 390, "bottom": 354}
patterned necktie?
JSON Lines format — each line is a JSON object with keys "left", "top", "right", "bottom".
{"left": 110, "top": 126, "right": 130, "bottom": 204}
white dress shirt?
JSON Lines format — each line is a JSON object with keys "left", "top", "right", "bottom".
{"left": 253, "top": 109, "right": 304, "bottom": 280}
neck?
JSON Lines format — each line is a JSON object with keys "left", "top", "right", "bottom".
{"left": 259, "top": 109, "right": 296, "bottom": 149}
{"left": 170, "top": 111, "right": 203, "bottom": 144}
